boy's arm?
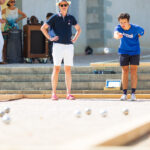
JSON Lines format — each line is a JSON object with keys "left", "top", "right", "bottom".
{"left": 137, "top": 26, "right": 144, "bottom": 37}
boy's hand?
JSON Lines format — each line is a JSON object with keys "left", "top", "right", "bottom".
{"left": 117, "top": 32, "right": 123, "bottom": 39}
{"left": 138, "top": 34, "right": 141, "bottom": 38}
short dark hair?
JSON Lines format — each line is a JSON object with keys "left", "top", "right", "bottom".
{"left": 7, "top": 2, "right": 10, "bottom": 7}
{"left": 118, "top": 13, "right": 130, "bottom": 22}
{"left": 46, "top": 13, "right": 53, "bottom": 19}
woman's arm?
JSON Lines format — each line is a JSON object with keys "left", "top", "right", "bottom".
{"left": 72, "top": 24, "right": 81, "bottom": 43}
{"left": 16, "top": 9, "right": 27, "bottom": 23}
{"left": 0, "top": 0, "right": 6, "bottom": 5}
{"left": 2, "top": 8, "right": 6, "bottom": 15}
{"left": 0, "top": 8, "right": 6, "bottom": 23}
{"left": 41, "top": 23, "right": 59, "bottom": 41}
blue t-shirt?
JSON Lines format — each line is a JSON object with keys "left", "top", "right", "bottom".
{"left": 115, "top": 24, "right": 144, "bottom": 55}
{"left": 46, "top": 13, "right": 77, "bottom": 44}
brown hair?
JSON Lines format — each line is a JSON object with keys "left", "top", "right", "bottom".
{"left": 118, "top": 13, "right": 130, "bottom": 22}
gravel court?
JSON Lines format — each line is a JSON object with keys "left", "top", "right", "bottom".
{"left": 0, "top": 99, "right": 150, "bottom": 149}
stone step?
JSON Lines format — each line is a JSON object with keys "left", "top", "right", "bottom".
{"left": 0, "top": 81, "right": 149, "bottom": 90}
{"left": 0, "top": 66, "right": 150, "bottom": 74}
{"left": 0, "top": 82, "right": 105, "bottom": 90}
{"left": 0, "top": 74, "right": 121, "bottom": 82}
{"left": 0, "top": 66, "right": 96, "bottom": 74}
{"left": 0, "top": 90, "right": 150, "bottom": 94}
{"left": 1, "top": 73, "right": 150, "bottom": 82}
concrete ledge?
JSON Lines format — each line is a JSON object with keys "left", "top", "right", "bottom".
{"left": 90, "top": 62, "right": 150, "bottom": 67}
{"left": 90, "top": 147, "right": 150, "bottom": 150}
{"left": 0, "top": 94, "right": 23, "bottom": 102}
{"left": 1, "top": 94, "right": 150, "bottom": 101}
{"left": 97, "top": 121, "right": 150, "bottom": 146}
{"left": 104, "top": 87, "right": 121, "bottom": 91}
{"left": 22, "top": 94, "right": 150, "bottom": 99}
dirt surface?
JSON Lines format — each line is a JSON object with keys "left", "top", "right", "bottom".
{"left": 0, "top": 98, "right": 150, "bottom": 150}
{"left": 127, "top": 133, "right": 150, "bottom": 147}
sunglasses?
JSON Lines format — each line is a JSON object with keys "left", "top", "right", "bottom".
{"left": 10, "top": 1, "right": 15, "bottom": 3}
{"left": 59, "top": 4, "right": 68, "bottom": 7}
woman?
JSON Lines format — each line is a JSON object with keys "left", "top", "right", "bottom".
{"left": 2, "top": 0, "right": 26, "bottom": 31}
{"left": 41, "top": 0, "right": 81, "bottom": 100}
{"left": 0, "top": 0, "right": 6, "bottom": 64}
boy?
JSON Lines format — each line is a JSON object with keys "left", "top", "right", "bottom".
{"left": 114, "top": 13, "right": 144, "bottom": 101}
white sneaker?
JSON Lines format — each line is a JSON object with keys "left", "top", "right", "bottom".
{"left": 120, "top": 94, "right": 127, "bottom": 101}
{"left": 131, "top": 94, "right": 136, "bottom": 101}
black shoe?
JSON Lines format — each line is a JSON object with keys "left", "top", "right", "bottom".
{"left": 51, "top": 59, "right": 53, "bottom": 64}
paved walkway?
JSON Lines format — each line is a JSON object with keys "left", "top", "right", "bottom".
{"left": 0, "top": 50, "right": 150, "bottom": 67}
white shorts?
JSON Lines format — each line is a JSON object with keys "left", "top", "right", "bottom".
{"left": 52, "top": 43, "right": 74, "bottom": 66}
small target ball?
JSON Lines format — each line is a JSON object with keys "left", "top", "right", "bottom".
{"left": 3, "top": 107, "right": 10, "bottom": 114}
{"left": 2, "top": 115, "right": 11, "bottom": 124}
{"left": 0, "top": 111, "right": 5, "bottom": 117}
{"left": 74, "top": 110, "right": 81, "bottom": 118}
{"left": 100, "top": 110, "right": 108, "bottom": 118}
{"left": 85, "top": 108, "right": 92, "bottom": 115}
{"left": 123, "top": 108, "right": 129, "bottom": 115}
{"left": 104, "top": 47, "right": 110, "bottom": 54}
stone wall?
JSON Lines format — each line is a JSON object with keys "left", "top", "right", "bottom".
{"left": 7, "top": 0, "right": 150, "bottom": 54}
{"left": 86, "top": 0, "right": 104, "bottom": 48}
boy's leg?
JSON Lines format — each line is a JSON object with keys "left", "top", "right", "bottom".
{"left": 120, "top": 54, "right": 130, "bottom": 94}
{"left": 130, "top": 65, "right": 138, "bottom": 90}
{"left": 122, "top": 66, "right": 129, "bottom": 92}
{"left": 130, "top": 55, "right": 140, "bottom": 101}
{"left": 120, "top": 66, "right": 129, "bottom": 101}
{"left": 130, "top": 65, "right": 138, "bottom": 101}
{"left": 119, "top": 54, "right": 130, "bottom": 100}
{"left": 130, "top": 55, "right": 140, "bottom": 94}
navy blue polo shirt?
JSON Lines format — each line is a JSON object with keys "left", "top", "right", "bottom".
{"left": 46, "top": 13, "right": 77, "bottom": 44}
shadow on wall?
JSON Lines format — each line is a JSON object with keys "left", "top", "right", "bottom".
{"left": 86, "top": 0, "right": 113, "bottom": 50}
{"left": 104, "top": 0, "right": 113, "bottom": 41}
{"left": 86, "top": 0, "right": 104, "bottom": 48}
{"left": 16, "top": 0, "right": 23, "bottom": 29}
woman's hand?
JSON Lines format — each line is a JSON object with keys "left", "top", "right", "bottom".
{"left": 50, "top": 36, "right": 59, "bottom": 42}
{"left": 0, "top": 0, "right": 6, "bottom": 5}
{"left": 71, "top": 38, "right": 77, "bottom": 43}
{"left": 15, "top": 19, "right": 18, "bottom": 23}
{"left": 0, "top": 19, "right": 6, "bottom": 24}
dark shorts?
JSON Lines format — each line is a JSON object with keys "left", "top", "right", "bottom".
{"left": 120, "top": 54, "right": 140, "bottom": 66}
